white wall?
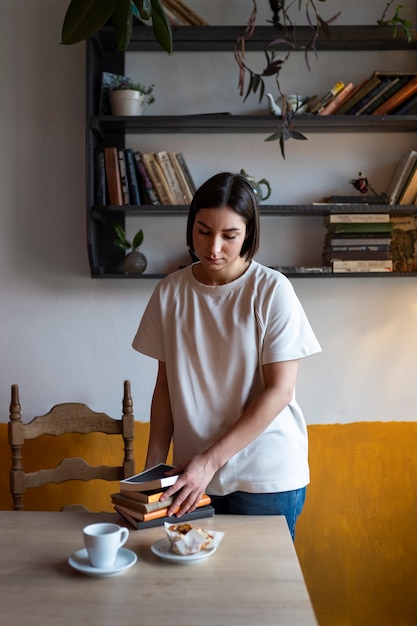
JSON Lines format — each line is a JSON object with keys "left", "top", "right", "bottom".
{"left": 1, "top": 0, "right": 416, "bottom": 425}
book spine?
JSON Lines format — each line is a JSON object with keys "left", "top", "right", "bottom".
{"left": 339, "top": 75, "right": 381, "bottom": 115}
{"left": 156, "top": 151, "right": 187, "bottom": 204}
{"left": 118, "top": 149, "right": 130, "bottom": 204}
{"left": 324, "top": 213, "right": 390, "bottom": 224}
{"left": 133, "top": 151, "right": 160, "bottom": 205}
{"left": 398, "top": 167, "right": 417, "bottom": 205}
{"left": 115, "top": 504, "right": 216, "bottom": 530}
{"left": 392, "top": 91, "right": 417, "bottom": 115}
{"left": 124, "top": 148, "right": 142, "bottom": 205}
{"left": 162, "top": 0, "right": 209, "bottom": 26}
{"left": 372, "top": 75, "right": 417, "bottom": 116}
{"left": 142, "top": 153, "right": 175, "bottom": 205}
{"left": 329, "top": 223, "right": 393, "bottom": 233}
{"left": 94, "top": 148, "right": 107, "bottom": 206}
{"left": 111, "top": 493, "right": 175, "bottom": 513}
{"left": 175, "top": 152, "right": 196, "bottom": 195}
{"left": 168, "top": 152, "right": 193, "bottom": 203}
{"left": 386, "top": 150, "right": 417, "bottom": 205}
{"left": 347, "top": 78, "right": 386, "bottom": 115}
{"left": 310, "top": 81, "right": 345, "bottom": 114}
{"left": 361, "top": 76, "right": 409, "bottom": 115}
{"left": 318, "top": 82, "right": 355, "bottom": 116}
{"left": 103, "top": 146, "right": 123, "bottom": 205}
{"left": 332, "top": 260, "right": 393, "bottom": 272}
{"left": 142, "top": 493, "right": 211, "bottom": 521}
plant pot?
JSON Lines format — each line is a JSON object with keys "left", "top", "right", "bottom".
{"left": 109, "top": 90, "right": 145, "bottom": 116}
{"left": 124, "top": 250, "right": 147, "bottom": 274}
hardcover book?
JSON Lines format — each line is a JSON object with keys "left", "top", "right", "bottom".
{"left": 113, "top": 494, "right": 212, "bottom": 521}
{"left": 114, "top": 503, "right": 215, "bottom": 530}
{"left": 398, "top": 161, "right": 417, "bottom": 205}
{"left": 133, "top": 150, "right": 160, "bottom": 205}
{"left": 372, "top": 75, "right": 417, "bottom": 116}
{"left": 120, "top": 463, "right": 179, "bottom": 492}
{"left": 327, "top": 222, "right": 393, "bottom": 234}
{"left": 124, "top": 148, "right": 142, "bottom": 205}
{"left": 324, "top": 213, "right": 390, "bottom": 224}
{"left": 120, "top": 487, "right": 168, "bottom": 503}
{"left": 332, "top": 260, "right": 393, "bottom": 273}
{"left": 168, "top": 151, "right": 194, "bottom": 203}
{"left": 385, "top": 150, "right": 417, "bottom": 205}
{"left": 319, "top": 82, "right": 355, "bottom": 116}
{"left": 310, "top": 81, "right": 345, "bottom": 114}
{"left": 142, "top": 153, "right": 176, "bottom": 204}
{"left": 118, "top": 149, "right": 130, "bottom": 204}
{"left": 103, "top": 146, "right": 123, "bottom": 205}
{"left": 390, "top": 215, "right": 417, "bottom": 271}
{"left": 156, "top": 151, "right": 187, "bottom": 204}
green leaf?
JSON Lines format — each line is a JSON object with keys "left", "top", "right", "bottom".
{"left": 112, "top": 0, "right": 133, "bottom": 51}
{"left": 150, "top": 0, "right": 173, "bottom": 54}
{"left": 61, "top": 0, "right": 115, "bottom": 45}
{"left": 132, "top": 229, "right": 144, "bottom": 248}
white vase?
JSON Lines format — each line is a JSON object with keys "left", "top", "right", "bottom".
{"left": 109, "top": 90, "right": 145, "bottom": 116}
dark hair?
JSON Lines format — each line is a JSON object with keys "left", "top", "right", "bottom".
{"left": 186, "top": 172, "right": 260, "bottom": 261}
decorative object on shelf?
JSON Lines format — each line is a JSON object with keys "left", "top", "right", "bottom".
{"left": 235, "top": 0, "right": 413, "bottom": 157}
{"left": 266, "top": 93, "right": 310, "bottom": 116}
{"left": 106, "top": 75, "right": 155, "bottom": 116}
{"left": 113, "top": 224, "right": 147, "bottom": 275}
{"left": 61, "top": 0, "right": 173, "bottom": 53}
{"left": 349, "top": 172, "right": 387, "bottom": 202}
{"left": 240, "top": 169, "right": 272, "bottom": 202}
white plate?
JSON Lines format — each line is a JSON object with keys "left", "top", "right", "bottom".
{"left": 151, "top": 538, "right": 216, "bottom": 564}
{"left": 68, "top": 547, "right": 137, "bottom": 577}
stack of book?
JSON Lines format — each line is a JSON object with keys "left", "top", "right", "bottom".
{"left": 315, "top": 71, "right": 417, "bottom": 116}
{"left": 96, "top": 147, "right": 196, "bottom": 207}
{"left": 112, "top": 463, "right": 215, "bottom": 529}
{"left": 323, "top": 214, "right": 394, "bottom": 273}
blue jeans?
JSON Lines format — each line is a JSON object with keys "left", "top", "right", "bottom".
{"left": 209, "top": 487, "right": 306, "bottom": 540}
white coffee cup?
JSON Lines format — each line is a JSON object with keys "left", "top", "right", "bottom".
{"left": 83, "top": 523, "right": 129, "bottom": 568}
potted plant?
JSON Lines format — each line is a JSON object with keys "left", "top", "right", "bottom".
{"left": 113, "top": 224, "right": 147, "bottom": 274}
{"left": 109, "top": 77, "right": 155, "bottom": 115}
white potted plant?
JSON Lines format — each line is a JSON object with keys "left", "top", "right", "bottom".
{"left": 109, "top": 78, "right": 155, "bottom": 116}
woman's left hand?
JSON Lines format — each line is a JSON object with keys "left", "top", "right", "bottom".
{"left": 161, "top": 454, "right": 216, "bottom": 517}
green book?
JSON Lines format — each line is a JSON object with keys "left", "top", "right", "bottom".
{"left": 328, "top": 222, "right": 393, "bottom": 233}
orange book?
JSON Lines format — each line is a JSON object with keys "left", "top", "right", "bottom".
{"left": 103, "top": 146, "right": 123, "bottom": 205}
{"left": 114, "top": 493, "right": 212, "bottom": 522}
{"left": 319, "top": 82, "right": 355, "bottom": 115}
{"left": 372, "top": 75, "right": 417, "bottom": 115}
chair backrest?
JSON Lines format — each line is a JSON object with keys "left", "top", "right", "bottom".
{"left": 9, "top": 381, "right": 135, "bottom": 511}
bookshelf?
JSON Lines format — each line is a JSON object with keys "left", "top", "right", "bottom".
{"left": 86, "top": 24, "right": 417, "bottom": 278}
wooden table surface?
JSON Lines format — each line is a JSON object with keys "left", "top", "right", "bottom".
{"left": 0, "top": 511, "right": 317, "bottom": 626}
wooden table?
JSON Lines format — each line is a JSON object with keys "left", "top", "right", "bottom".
{"left": 0, "top": 511, "right": 317, "bottom": 626}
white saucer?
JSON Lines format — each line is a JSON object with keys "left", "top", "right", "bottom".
{"left": 68, "top": 548, "right": 137, "bottom": 577}
{"left": 151, "top": 538, "right": 216, "bottom": 564}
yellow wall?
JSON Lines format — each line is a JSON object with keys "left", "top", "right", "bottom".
{"left": 1, "top": 422, "right": 417, "bottom": 625}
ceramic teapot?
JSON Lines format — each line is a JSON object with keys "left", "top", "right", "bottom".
{"left": 240, "top": 169, "right": 271, "bottom": 201}
{"left": 266, "top": 93, "right": 308, "bottom": 116}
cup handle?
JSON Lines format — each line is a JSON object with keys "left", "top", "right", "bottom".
{"left": 119, "top": 527, "right": 129, "bottom": 548}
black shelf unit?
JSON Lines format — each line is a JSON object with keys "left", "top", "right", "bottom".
{"left": 86, "top": 24, "right": 417, "bottom": 278}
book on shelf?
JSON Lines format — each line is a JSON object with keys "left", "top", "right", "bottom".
{"left": 324, "top": 213, "right": 390, "bottom": 224}
{"left": 385, "top": 150, "right": 417, "bottom": 205}
{"left": 124, "top": 148, "right": 142, "bottom": 205}
{"left": 113, "top": 493, "right": 212, "bottom": 522}
{"left": 390, "top": 215, "right": 417, "bottom": 272}
{"left": 360, "top": 75, "right": 413, "bottom": 115}
{"left": 120, "top": 463, "right": 179, "bottom": 492}
{"left": 168, "top": 151, "right": 194, "bottom": 203}
{"left": 94, "top": 148, "right": 107, "bottom": 206}
{"left": 133, "top": 150, "right": 160, "bottom": 205}
{"left": 118, "top": 149, "right": 130, "bottom": 204}
{"left": 115, "top": 503, "right": 215, "bottom": 530}
{"left": 310, "top": 81, "right": 345, "bottom": 114}
{"left": 392, "top": 91, "right": 417, "bottom": 115}
{"left": 326, "top": 222, "right": 393, "bottom": 234}
{"left": 324, "top": 249, "right": 391, "bottom": 262}
{"left": 337, "top": 73, "right": 381, "bottom": 115}
{"left": 142, "top": 153, "right": 176, "bottom": 204}
{"left": 322, "top": 195, "right": 388, "bottom": 205}
{"left": 155, "top": 150, "right": 187, "bottom": 204}
{"left": 348, "top": 76, "right": 394, "bottom": 116}
{"left": 372, "top": 75, "right": 417, "bottom": 115}
{"left": 271, "top": 265, "right": 332, "bottom": 274}
{"left": 327, "top": 235, "right": 392, "bottom": 246}
{"left": 103, "top": 146, "right": 123, "bottom": 205}
{"left": 318, "top": 82, "right": 355, "bottom": 116}
{"left": 332, "top": 260, "right": 393, "bottom": 273}
{"left": 326, "top": 243, "right": 390, "bottom": 252}
{"left": 161, "top": 0, "right": 209, "bottom": 26}
{"left": 398, "top": 160, "right": 417, "bottom": 205}
{"left": 175, "top": 152, "right": 197, "bottom": 195}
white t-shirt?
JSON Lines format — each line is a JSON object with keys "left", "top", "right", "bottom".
{"left": 133, "top": 261, "right": 321, "bottom": 495}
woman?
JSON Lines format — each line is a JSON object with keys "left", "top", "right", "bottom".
{"left": 132, "top": 172, "right": 321, "bottom": 538}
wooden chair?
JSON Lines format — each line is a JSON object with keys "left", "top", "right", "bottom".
{"left": 8, "top": 381, "right": 135, "bottom": 511}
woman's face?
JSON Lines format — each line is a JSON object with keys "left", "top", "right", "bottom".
{"left": 192, "top": 206, "right": 248, "bottom": 285}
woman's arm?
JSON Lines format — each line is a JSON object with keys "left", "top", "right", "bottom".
{"left": 144, "top": 361, "right": 174, "bottom": 468}
{"left": 162, "top": 358, "right": 299, "bottom": 515}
